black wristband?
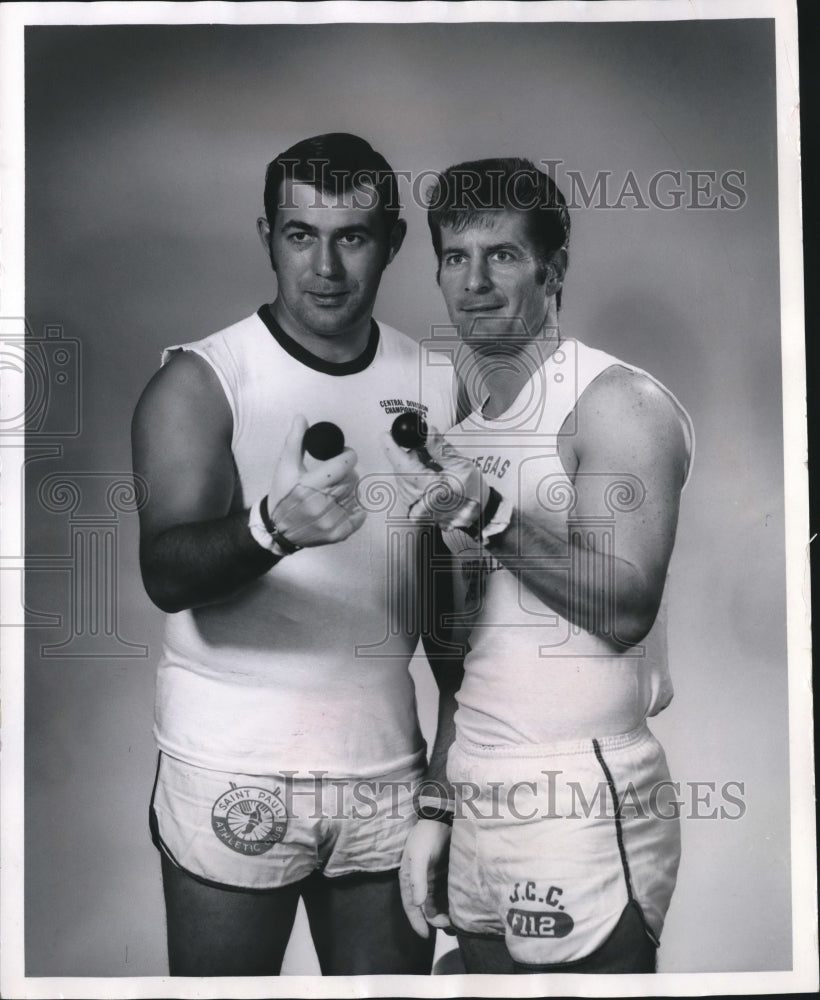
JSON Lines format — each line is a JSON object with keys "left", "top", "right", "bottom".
{"left": 260, "top": 495, "right": 302, "bottom": 556}
{"left": 415, "top": 803, "right": 455, "bottom": 825}
{"left": 463, "top": 486, "right": 503, "bottom": 540}
{"left": 259, "top": 494, "right": 276, "bottom": 534}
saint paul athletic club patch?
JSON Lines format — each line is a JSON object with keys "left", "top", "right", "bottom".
{"left": 211, "top": 781, "right": 288, "bottom": 855}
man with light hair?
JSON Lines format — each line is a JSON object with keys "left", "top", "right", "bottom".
{"left": 385, "top": 156, "right": 693, "bottom": 974}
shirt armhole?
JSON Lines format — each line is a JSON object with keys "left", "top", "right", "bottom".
{"left": 161, "top": 344, "right": 239, "bottom": 443}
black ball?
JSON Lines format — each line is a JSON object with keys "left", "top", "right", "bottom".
{"left": 391, "top": 411, "right": 428, "bottom": 450}
{"left": 303, "top": 421, "right": 345, "bottom": 461}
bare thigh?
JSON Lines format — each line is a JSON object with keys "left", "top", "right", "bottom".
{"left": 301, "top": 868, "right": 435, "bottom": 975}
{"left": 161, "top": 852, "right": 302, "bottom": 976}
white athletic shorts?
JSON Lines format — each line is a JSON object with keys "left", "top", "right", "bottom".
{"left": 446, "top": 722, "right": 680, "bottom": 966}
{"left": 151, "top": 752, "right": 424, "bottom": 890}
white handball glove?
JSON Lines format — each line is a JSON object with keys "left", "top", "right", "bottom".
{"left": 398, "top": 819, "right": 453, "bottom": 939}
{"left": 266, "top": 415, "right": 365, "bottom": 549}
{"left": 382, "top": 426, "right": 489, "bottom": 531}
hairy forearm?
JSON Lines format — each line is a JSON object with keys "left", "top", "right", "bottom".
{"left": 425, "top": 663, "right": 463, "bottom": 794}
{"left": 420, "top": 529, "right": 467, "bottom": 793}
{"left": 140, "top": 509, "right": 280, "bottom": 613}
{"left": 488, "top": 509, "right": 656, "bottom": 648}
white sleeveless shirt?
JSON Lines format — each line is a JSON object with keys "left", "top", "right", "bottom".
{"left": 443, "top": 338, "right": 694, "bottom": 747}
{"left": 154, "top": 307, "right": 455, "bottom": 776}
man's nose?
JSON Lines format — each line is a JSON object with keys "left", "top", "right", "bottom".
{"left": 315, "top": 239, "right": 343, "bottom": 279}
{"left": 466, "top": 257, "right": 491, "bottom": 293}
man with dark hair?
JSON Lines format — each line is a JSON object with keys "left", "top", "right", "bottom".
{"left": 385, "top": 157, "right": 693, "bottom": 974}
{"left": 264, "top": 132, "right": 401, "bottom": 236}
{"left": 426, "top": 157, "right": 570, "bottom": 305}
{"left": 132, "top": 133, "right": 453, "bottom": 976}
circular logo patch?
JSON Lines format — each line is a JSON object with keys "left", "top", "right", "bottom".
{"left": 211, "top": 782, "right": 288, "bottom": 855}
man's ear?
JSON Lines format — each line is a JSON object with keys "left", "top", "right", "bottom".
{"left": 544, "top": 248, "right": 567, "bottom": 295}
{"left": 385, "top": 219, "right": 407, "bottom": 267}
{"left": 257, "top": 217, "right": 275, "bottom": 269}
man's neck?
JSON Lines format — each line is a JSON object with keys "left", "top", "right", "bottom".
{"left": 270, "top": 299, "right": 373, "bottom": 364}
{"left": 466, "top": 311, "right": 562, "bottom": 420}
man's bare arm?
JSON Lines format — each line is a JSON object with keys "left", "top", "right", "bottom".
{"left": 487, "top": 368, "right": 689, "bottom": 646}
{"left": 385, "top": 368, "right": 689, "bottom": 648}
{"left": 132, "top": 352, "right": 279, "bottom": 613}
{"left": 419, "top": 526, "right": 467, "bottom": 790}
{"left": 132, "top": 352, "right": 365, "bottom": 613}
{"left": 401, "top": 531, "right": 464, "bottom": 938}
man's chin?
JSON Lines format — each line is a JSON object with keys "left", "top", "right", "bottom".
{"left": 464, "top": 333, "right": 533, "bottom": 356}
{"left": 302, "top": 305, "right": 367, "bottom": 337}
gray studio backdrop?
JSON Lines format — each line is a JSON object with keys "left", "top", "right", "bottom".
{"left": 24, "top": 19, "right": 788, "bottom": 976}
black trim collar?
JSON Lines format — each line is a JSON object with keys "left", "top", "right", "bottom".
{"left": 257, "top": 304, "right": 380, "bottom": 376}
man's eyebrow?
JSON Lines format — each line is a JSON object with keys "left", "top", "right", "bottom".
{"left": 334, "top": 223, "right": 376, "bottom": 236}
{"left": 280, "top": 219, "right": 318, "bottom": 235}
{"left": 442, "top": 241, "right": 522, "bottom": 254}
{"left": 485, "top": 241, "right": 522, "bottom": 254}
{"left": 280, "top": 220, "right": 376, "bottom": 237}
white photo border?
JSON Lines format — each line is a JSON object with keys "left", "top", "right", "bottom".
{"left": 0, "top": 2, "right": 814, "bottom": 997}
